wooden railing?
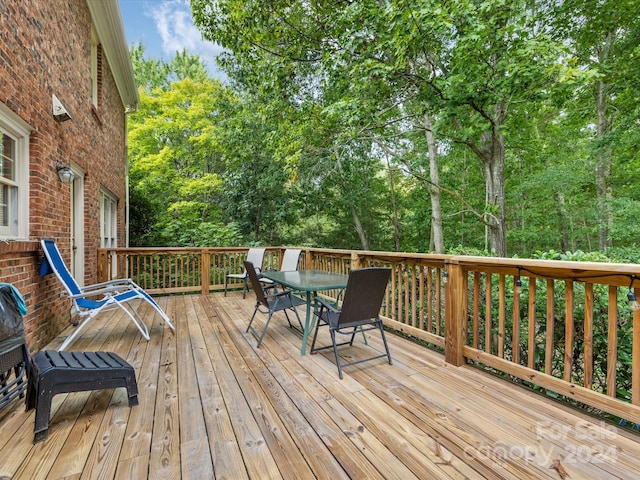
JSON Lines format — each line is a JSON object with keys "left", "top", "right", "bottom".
{"left": 98, "top": 246, "right": 640, "bottom": 425}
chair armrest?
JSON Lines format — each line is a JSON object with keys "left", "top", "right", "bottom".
{"left": 265, "top": 289, "right": 294, "bottom": 301}
{"left": 314, "top": 296, "right": 340, "bottom": 314}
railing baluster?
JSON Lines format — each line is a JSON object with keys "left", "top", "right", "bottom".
{"left": 545, "top": 279, "right": 554, "bottom": 376}
{"left": 527, "top": 276, "right": 537, "bottom": 370}
{"left": 564, "top": 280, "right": 575, "bottom": 383}
{"left": 607, "top": 285, "right": 618, "bottom": 396}
{"left": 96, "top": 246, "right": 640, "bottom": 424}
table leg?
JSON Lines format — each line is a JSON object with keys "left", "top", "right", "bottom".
{"left": 300, "top": 291, "right": 313, "bottom": 355}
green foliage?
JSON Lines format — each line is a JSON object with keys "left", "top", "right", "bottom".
{"left": 160, "top": 220, "right": 242, "bottom": 247}
{"left": 125, "top": 2, "right": 640, "bottom": 257}
{"left": 470, "top": 248, "right": 636, "bottom": 404}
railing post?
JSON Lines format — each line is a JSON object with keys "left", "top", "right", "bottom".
{"left": 351, "top": 252, "right": 363, "bottom": 269}
{"left": 305, "top": 249, "right": 313, "bottom": 270}
{"left": 97, "top": 249, "right": 108, "bottom": 283}
{"left": 445, "top": 260, "right": 468, "bottom": 366}
{"left": 202, "top": 250, "right": 210, "bottom": 294}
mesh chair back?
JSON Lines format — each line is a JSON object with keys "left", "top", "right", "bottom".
{"left": 280, "top": 249, "right": 302, "bottom": 271}
{"left": 337, "top": 268, "right": 391, "bottom": 328}
{"left": 245, "top": 261, "right": 269, "bottom": 307}
{"left": 245, "top": 248, "right": 266, "bottom": 274}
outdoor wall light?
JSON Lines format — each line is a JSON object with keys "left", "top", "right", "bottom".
{"left": 52, "top": 94, "right": 72, "bottom": 122}
{"left": 56, "top": 162, "right": 75, "bottom": 183}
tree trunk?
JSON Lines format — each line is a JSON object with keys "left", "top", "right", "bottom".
{"left": 351, "top": 205, "right": 370, "bottom": 251}
{"left": 557, "top": 191, "right": 569, "bottom": 252}
{"left": 470, "top": 124, "right": 507, "bottom": 256}
{"left": 386, "top": 156, "right": 401, "bottom": 251}
{"left": 424, "top": 111, "right": 444, "bottom": 253}
{"left": 595, "top": 31, "right": 614, "bottom": 250}
{"left": 484, "top": 130, "right": 507, "bottom": 257}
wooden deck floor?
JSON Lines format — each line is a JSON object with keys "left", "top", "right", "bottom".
{"left": 1, "top": 292, "right": 640, "bottom": 479}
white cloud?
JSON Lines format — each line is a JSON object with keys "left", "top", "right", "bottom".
{"left": 145, "top": 0, "right": 225, "bottom": 76}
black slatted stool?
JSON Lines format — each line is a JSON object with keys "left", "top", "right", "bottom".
{"left": 26, "top": 350, "right": 138, "bottom": 443}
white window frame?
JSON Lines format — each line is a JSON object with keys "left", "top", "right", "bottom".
{"left": 100, "top": 188, "right": 118, "bottom": 249}
{"left": 0, "top": 102, "right": 30, "bottom": 239}
{"left": 91, "top": 25, "right": 99, "bottom": 107}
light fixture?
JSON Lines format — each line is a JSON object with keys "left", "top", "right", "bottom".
{"left": 56, "top": 162, "right": 75, "bottom": 183}
{"left": 52, "top": 94, "right": 72, "bottom": 122}
{"left": 515, "top": 268, "right": 522, "bottom": 294}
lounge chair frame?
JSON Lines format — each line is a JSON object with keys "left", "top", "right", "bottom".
{"left": 41, "top": 239, "right": 175, "bottom": 351}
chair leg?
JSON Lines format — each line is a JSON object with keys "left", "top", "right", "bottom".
{"left": 246, "top": 309, "right": 273, "bottom": 348}
{"left": 378, "top": 321, "right": 393, "bottom": 365}
{"left": 282, "top": 306, "right": 303, "bottom": 332}
{"left": 309, "top": 310, "right": 325, "bottom": 354}
{"left": 329, "top": 328, "right": 345, "bottom": 379}
{"left": 245, "top": 304, "right": 260, "bottom": 335}
{"left": 242, "top": 276, "right": 248, "bottom": 299}
{"left": 224, "top": 273, "right": 229, "bottom": 296}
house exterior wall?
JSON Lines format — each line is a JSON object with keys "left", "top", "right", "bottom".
{"left": 0, "top": 0, "right": 130, "bottom": 350}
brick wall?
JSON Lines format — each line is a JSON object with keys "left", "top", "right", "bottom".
{"left": 0, "top": 0, "right": 129, "bottom": 351}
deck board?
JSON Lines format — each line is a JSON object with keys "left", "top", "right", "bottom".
{"left": 1, "top": 292, "right": 639, "bottom": 479}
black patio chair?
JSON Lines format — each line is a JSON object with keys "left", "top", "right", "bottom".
{"left": 0, "top": 284, "right": 29, "bottom": 412}
{"left": 310, "top": 267, "right": 392, "bottom": 379}
{"left": 244, "top": 260, "right": 305, "bottom": 347}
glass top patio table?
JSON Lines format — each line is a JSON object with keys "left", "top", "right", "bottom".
{"left": 260, "top": 270, "right": 349, "bottom": 355}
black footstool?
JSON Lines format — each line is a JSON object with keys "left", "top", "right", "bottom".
{"left": 26, "top": 350, "right": 139, "bottom": 443}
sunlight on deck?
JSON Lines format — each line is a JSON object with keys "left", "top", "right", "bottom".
{"left": 1, "top": 293, "right": 639, "bottom": 479}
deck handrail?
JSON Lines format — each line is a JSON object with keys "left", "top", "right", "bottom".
{"left": 98, "top": 246, "right": 640, "bottom": 426}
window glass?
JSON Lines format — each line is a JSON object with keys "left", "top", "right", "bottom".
{"left": 100, "top": 190, "right": 117, "bottom": 248}
{"left": 0, "top": 103, "right": 30, "bottom": 238}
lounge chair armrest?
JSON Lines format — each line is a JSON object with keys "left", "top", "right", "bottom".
{"left": 70, "top": 284, "right": 132, "bottom": 299}
{"left": 81, "top": 279, "right": 135, "bottom": 291}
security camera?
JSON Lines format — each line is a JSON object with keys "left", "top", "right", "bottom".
{"left": 52, "top": 94, "right": 71, "bottom": 122}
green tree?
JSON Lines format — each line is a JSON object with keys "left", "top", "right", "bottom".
{"left": 129, "top": 43, "right": 170, "bottom": 92}
{"left": 546, "top": 0, "right": 640, "bottom": 250}
{"left": 191, "top": 0, "right": 577, "bottom": 256}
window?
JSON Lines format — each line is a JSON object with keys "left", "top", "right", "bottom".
{"left": 0, "top": 102, "right": 30, "bottom": 239}
{"left": 100, "top": 189, "right": 118, "bottom": 248}
{"left": 91, "top": 25, "right": 102, "bottom": 108}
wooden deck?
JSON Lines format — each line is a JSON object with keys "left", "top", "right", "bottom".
{"left": 1, "top": 292, "right": 640, "bottom": 479}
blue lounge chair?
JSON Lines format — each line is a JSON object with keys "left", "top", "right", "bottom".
{"left": 41, "top": 239, "right": 175, "bottom": 350}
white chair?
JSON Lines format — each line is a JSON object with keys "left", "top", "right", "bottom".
{"left": 40, "top": 239, "right": 175, "bottom": 351}
{"left": 224, "top": 248, "right": 266, "bottom": 298}
{"left": 260, "top": 249, "right": 302, "bottom": 291}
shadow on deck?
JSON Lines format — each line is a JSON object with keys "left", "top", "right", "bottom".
{"left": 0, "top": 292, "right": 639, "bottom": 479}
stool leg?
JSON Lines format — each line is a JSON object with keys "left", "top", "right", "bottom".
{"left": 33, "top": 388, "right": 52, "bottom": 443}
{"left": 124, "top": 371, "right": 139, "bottom": 407}
{"left": 32, "top": 373, "right": 57, "bottom": 443}
{"left": 25, "top": 366, "right": 37, "bottom": 412}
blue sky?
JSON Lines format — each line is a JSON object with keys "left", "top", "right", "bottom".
{"left": 118, "top": 0, "right": 225, "bottom": 79}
